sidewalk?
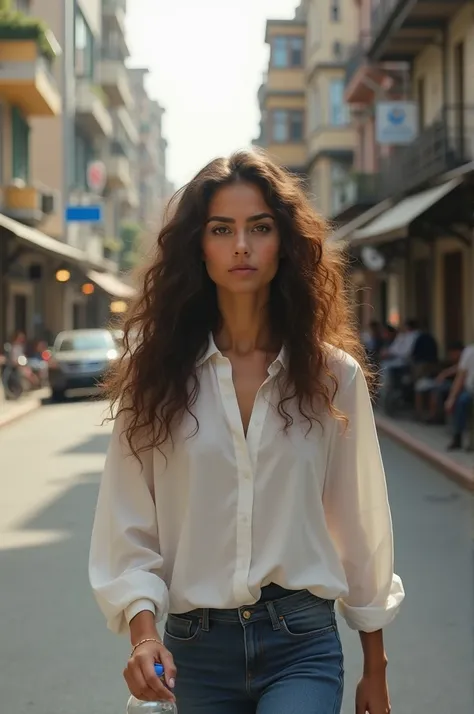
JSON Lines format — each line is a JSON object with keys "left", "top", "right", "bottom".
{"left": 375, "top": 412, "right": 474, "bottom": 491}
{"left": 0, "top": 387, "right": 50, "bottom": 429}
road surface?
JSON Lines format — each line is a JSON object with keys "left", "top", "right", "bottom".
{"left": 0, "top": 399, "right": 472, "bottom": 713}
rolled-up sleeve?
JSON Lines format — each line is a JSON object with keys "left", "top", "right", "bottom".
{"left": 323, "top": 359, "right": 405, "bottom": 632}
{"left": 89, "top": 412, "right": 169, "bottom": 635}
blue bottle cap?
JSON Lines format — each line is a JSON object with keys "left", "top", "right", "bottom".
{"left": 154, "top": 663, "right": 165, "bottom": 677}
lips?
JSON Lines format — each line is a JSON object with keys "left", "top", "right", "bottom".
{"left": 229, "top": 265, "right": 257, "bottom": 272}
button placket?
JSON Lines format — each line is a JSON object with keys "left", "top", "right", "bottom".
{"left": 214, "top": 357, "right": 254, "bottom": 603}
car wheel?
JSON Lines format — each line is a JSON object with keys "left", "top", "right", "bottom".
{"left": 51, "top": 389, "right": 65, "bottom": 403}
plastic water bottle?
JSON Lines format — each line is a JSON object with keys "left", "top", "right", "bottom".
{"left": 126, "top": 664, "right": 177, "bottom": 713}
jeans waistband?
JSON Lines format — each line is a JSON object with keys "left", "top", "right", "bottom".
{"left": 181, "top": 587, "right": 334, "bottom": 631}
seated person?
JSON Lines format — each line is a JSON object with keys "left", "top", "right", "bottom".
{"left": 445, "top": 343, "right": 474, "bottom": 450}
{"left": 379, "top": 319, "right": 421, "bottom": 392}
{"left": 414, "top": 341, "right": 464, "bottom": 421}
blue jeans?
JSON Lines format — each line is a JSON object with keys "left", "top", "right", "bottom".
{"left": 453, "top": 390, "right": 473, "bottom": 435}
{"left": 164, "top": 585, "right": 344, "bottom": 714}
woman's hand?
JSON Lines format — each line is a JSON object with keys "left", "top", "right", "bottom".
{"left": 124, "top": 640, "right": 177, "bottom": 703}
{"left": 355, "top": 671, "right": 391, "bottom": 713}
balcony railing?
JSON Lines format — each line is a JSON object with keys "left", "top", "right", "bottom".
{"left": 370, "top": 0, "right": 400, "bottom": 41}
{"left": 333, "top": 172, "right": 380, "bottom": 216}
{"left": 345, "top": 33, "right": 373, "bottom": 89}
{"left": 379, "top": 105, "right": 474, "bottom": 197}
{"left": 103, "top": 0, "right": 127, "bottom": 14}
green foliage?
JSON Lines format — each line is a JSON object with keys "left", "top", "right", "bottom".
{"left": 0, "top": 10, "right": 58, "bottom": 60}
{"left": 119, "top": 222, "right": 142, "bottom": 271}
{"left": 91, "top": 84, "right": 109, "bottom": 107}
{"left": 103, "top": 236, "right": 123, "bottom": 253}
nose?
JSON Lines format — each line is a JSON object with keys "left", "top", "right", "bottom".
{"left": 233, "top": 227, "right": 249, "bottom": 256}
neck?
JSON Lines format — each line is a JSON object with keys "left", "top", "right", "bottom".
{"left": 214, "top": 290, "right": 273, "bottom": 356}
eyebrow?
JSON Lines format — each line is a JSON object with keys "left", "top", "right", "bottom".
{"left": 206, "top": 212, "right": 275, "bottom": 224}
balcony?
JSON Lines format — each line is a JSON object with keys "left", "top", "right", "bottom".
{"left": 379, "top": 105, "right": 474, "bottom": 198}
{"left": 332, "top": 172, "right": 381, "bottom": 220}
{"left": 102, "top": 0, "right": 127, "bottom": 34}
{"left": 75, "top": 80, "right": 113, "bottom": 138}
{"left": 114, "top": 106, "right": 139, "bottom": 145}
{"left": 1, "top": 183, "right": 57, "bottom": 226}
{"left": 345, "top": 33, "right": 397, "bottom": 105}
{"left": 106, "top": 145, "right": 132, "bottom": 189}
{"left": 100, "top": 52, "right": 133, "bottom": 109}
{"left": 120, "top": 184, "right": 139, "bottom": 210}
{"left": 0, "top": 34, "right": 61, "bottom": 116}
{"left": 369, "top": 0, "right": 465, "bottom": 62}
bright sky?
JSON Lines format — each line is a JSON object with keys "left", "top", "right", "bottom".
{"left": 126, "top": 0, "right": 299, "bottom": 190}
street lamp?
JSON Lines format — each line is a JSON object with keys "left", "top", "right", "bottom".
{"left": 55, "top": 268, "right": 71, "bottom": 283}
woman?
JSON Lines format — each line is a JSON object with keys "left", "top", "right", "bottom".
{"left": 90, "top": 151, "right": 404, "bottom": 714}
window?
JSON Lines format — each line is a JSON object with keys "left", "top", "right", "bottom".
{"left": 289, "top": 111, "right": 304, "bottom": 141}
{"left": 329, "top": 79, "right": 349, "bottom": 126}
{"left": 271, "top": 110, "right": 304, "bottom": 142}
{"left": 308, "top": 86, "right": 321, "bottom": 133}
{"left": 74, "top": 129, "right": 95, "bottom": 190}
{"left": 331, "top": 163, "right": 354, "bottom": 214}
{"left": 11, "top": 107, "right": 30, "bottom": 181}
{"left": 271, "top": 36, "right": 304, "bottom": 68}
{"left": 289, "top": 37, "right": 304, "bottom": 66}
{"left": 273, "top": 37, "right": 288, "bottom": 67}
{"left": 330, "top": 0, "right": 341, "bottom": 22}
{"left": 75, "top": 8, "right": 94, "bottom": 78}
{"left": 272, "top": 110, "right": 288, "bottom": 142}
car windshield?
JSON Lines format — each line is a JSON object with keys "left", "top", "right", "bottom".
{"left": 56, "top": 333, "right": 113, "bottom": 352}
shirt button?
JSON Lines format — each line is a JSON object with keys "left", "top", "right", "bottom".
{"left": 242, "top": 610, "right": 252, "bottom": 620}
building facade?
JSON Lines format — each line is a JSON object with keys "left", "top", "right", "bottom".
{"left": 0, "top": 0, "right": 170, "bottom": 345}
{"left": 342, "top": 0, "right": 474, "bottom": 350}
{"left": 254, "top": 3, "right": 307, "bottom": 174}
{"left": 305, "top": 0, "right": 358, "bottom": 220}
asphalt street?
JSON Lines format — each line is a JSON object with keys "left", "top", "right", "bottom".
{"left": 0, "top": 399, "right": 472, "bottom": 714}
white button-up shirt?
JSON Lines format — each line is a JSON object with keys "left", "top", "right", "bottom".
{"left": 89, "top": 338, "right": 404, "bottom": 635}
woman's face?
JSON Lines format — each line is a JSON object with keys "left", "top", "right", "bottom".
{"left": 202, "top": 182, "right": 280, "bottom": 295}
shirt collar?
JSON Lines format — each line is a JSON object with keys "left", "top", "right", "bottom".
{"left": 196, "top": 333, "right": 288, "bottom": 374}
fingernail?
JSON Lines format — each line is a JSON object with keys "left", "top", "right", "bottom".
{"left": 169, "top": 678, "right": 175, "bottom": 689}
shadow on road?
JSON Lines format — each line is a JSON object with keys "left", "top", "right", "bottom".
{"left": 60, "top": 433, "right": 111, "bottom": 455}
{"left": 0, "top": 470, "right": 127, "bottom": 713}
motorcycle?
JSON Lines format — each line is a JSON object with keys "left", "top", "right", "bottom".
{"left": 1, "top": 343, "right": 49, "bottom": 400}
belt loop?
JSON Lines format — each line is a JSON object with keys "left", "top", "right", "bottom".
{"left": 201, "top": 608, "right": 210, "bottom": 632}
{"left": 265, "top": 601, "right": 281, "bottom": 631}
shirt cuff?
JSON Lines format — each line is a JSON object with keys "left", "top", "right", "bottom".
{"left": 125, "top": 599, "right": 157, "bottom": 625}
{"left": 337, "top": 574, "right": 405, "bottom": 632}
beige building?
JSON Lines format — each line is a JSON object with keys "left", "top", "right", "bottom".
{"left": 0, "top": 0, "right": 170, "bottom": 343}
{"left": 342, "top": 0, "right": 474, "bottom": 349}
{"left": 129, "top": 68, "right": 171, "bottom": 253}
{"left": 305, "top": 0, "right": 358, "bottom": 220}
{"left": 254, "top": 4, "right": 307, "bottom": 174}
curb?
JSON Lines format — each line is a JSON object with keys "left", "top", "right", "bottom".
{"left": 375, "top": 415, "right": 474, "bottom": 492}
{"left": 0, "top": 389, "right": 49, "bottom": 430}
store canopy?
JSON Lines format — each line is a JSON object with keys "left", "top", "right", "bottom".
{"left": 0, "top": 211, "right": 88, "bottom": 264}
{"left": 87, "top": 269, "right": 136, "bottom": 299}
{"left": 351, "top": 177, "right": 463, "bottom": 244}
{"left": 330, "top": 198, "right": 394, "bottom": 243}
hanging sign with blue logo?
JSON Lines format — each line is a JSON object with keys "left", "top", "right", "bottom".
{"left": 375, "top": 101, "right": 418, "bottom": 145}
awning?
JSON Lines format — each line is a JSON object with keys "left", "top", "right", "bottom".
{"left": 0, "top": 211, "right": 89, "bottom": 264}
{"left": 351, "top": 177, "right": 463, "bottom": 244}
{"left": 87, "top": 269, "right": 136, "bottom": 299}
{"left": 330, "top": 198, "right": 394, "bottom": 243}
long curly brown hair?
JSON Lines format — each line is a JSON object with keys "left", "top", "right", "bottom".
{"left": 105, "top": 150, "right": 370, "bottom": 457}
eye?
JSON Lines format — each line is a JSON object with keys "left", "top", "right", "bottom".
{"left": 211, "top": 225, "right": 231, "bottom": 235}
{"left": 252, "top": 224, "right": 271, "bottom": 233}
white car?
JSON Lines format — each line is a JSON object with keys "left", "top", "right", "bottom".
{"left": 48, "top": 329, "right": 119, "bottom": 401}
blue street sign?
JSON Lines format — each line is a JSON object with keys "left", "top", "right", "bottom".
{"left": 65, "top": 205, "right": 103, "bottom": 223}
